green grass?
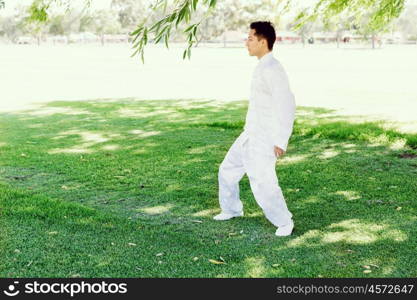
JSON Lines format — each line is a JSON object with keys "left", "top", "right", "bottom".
{"left": 1, "top": 99, "right": 416, "bottom": 278}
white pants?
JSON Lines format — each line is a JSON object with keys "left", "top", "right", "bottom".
{"left": 218, "top": 131, "right": 293, "bottom": 227}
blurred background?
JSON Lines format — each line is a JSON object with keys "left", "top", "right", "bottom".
{"left": 1, "top": 0, "right": 416, "bottom": 131}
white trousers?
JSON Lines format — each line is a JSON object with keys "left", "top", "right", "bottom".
{"left": 218, "top": 131, "right": 293, "bottom": 227}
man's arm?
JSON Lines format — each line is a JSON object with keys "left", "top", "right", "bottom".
{"left": 263, "top": 67, "right": 296, "bottom": 153}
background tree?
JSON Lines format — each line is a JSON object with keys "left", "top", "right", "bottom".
{"left": 353, "top": 13, "right": 384, "bottom": 49}
{"left": 110, "top": 0, "right": 148, "bottom": 33}
{"left": 78, "top": 12, "right": 95, "bottom": 33}
{"left": 129, "top": 0, "right": 407, "bottom": 61}
{"left": 321, "top": 13, "right": 355, "bottom": 48}
{"left": 17, "top": 2, "right": 51, "bottom": 45}
{"left": 88, "top": 9, "right": 122, "bottom": 45}
{"left": 1, "top": 0, "right": 407, "bottom": 60}
{"left": 0, "top": 16, "right": 19, "bottom": 41}
{"left": 393, "top": 3, "right": 417, "bottom": 42}
{"left": 47, "top": 8, "right": 94, "bottom": 43}
{"left": 286, "top": 11, "right": 319, "bottom": 48}
{"left": 48, "top": 14, "right": 65, "bottom": 36}
{"left": 189, "top": 0, "right": 279, "bottom": 47}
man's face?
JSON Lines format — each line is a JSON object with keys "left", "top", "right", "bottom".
{"left": 245, "top": 29, "right": 266, "bottom": 56}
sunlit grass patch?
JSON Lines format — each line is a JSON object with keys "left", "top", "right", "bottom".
{"left": 0, "top": 99, "right": 416, "bottom": 277}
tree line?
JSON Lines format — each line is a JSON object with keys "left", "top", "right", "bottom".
{"left": 0, "top": 0, "right": 415, "bottom": 53}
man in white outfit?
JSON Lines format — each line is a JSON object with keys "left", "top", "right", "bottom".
{"left": 213, "top": 21, "right": 296, "bottom": 237}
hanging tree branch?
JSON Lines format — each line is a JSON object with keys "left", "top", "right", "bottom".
{"left": 129, "top": 0, "right": 218, "bottom": 63}
{"left": 4, "top": 0, "right": 406, "bottom": 62}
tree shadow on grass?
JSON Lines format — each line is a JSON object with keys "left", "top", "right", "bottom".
{"left": 1, "top": 98, "right": 416, "bottom": 277}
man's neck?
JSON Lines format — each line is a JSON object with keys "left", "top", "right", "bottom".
{"left": 257, "top": 50, "right": 271, "bottom": 60}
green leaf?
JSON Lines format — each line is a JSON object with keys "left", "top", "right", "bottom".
{"left": 130, "top": 27, "right": 143, "bottom": 37}
{"left": 132, "top": 37, "right": 143, "bottom": 49}
{"left": 28, "top": 1, "right": 50, "bottom": 23}
{"left": 149, "top": 19, "right": 164, "bottom": 32}
{"left": 154, "top": 25, "right": 169, "bottom": 43}
{"left": 130, "top": 47, "right": 141, "bottom": 58}
{"left": 154, "top": 33, "right": 164, "bottom": 44}
{"left": 140, "top": 50, "right": 145, "bottom": 64}
{"left": 151, "top": 0, "right": 165, "bottom": 11}
{"left": 169, "top": 12, "right": 177, "bottom": 22}
{"left": 192, "top": 0, "right": 198, "bottom": 11}
{"left": 164, "top": 32, "right": 170, "bottom": 49}
{"left": 131, "top": 27, "right": 146, "bottom": 44}
{"left": 184, "top": 24, "right": 195, "bottom": 33}
{"left": 162, "top": 0, "right": 168, "bottom": 13}
{"left": 176, "top": 8, "right": 186, "bottom": 27}
{"left": 184, "top": 6, "right": 190, "bottom": 23}
{"left": 143, "top": 28, "right": 148, "bottom": 44}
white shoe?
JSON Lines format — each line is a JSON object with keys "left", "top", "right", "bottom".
{"left": 213, "top": 211, "right": 243, "bottom": 221}
{"left": 275, "top": 220, "right": 294, "bottom": 236}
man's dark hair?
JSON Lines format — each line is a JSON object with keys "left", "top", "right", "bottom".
{"left": 250, "top": 21, "right": 276, "bottom": 50}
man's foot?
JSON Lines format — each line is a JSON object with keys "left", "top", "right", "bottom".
{"left": 275, "top": 220, "right": 294, "bottom": 236}
{"left": 213, "top": 211, "right": 244, "bottom": 221}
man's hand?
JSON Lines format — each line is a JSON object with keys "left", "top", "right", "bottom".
{"left": 274, "top": 146, "right": 285, "bottom": 158}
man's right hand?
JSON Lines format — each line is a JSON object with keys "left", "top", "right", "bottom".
{"left": 274, "top": 146, "right": 285, "bottom": 158}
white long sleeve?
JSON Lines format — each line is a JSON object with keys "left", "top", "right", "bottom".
{"left": 263, "top": 67, "right": 296, "bottom": 151}
{"left": 244, "top": 52, "right": 296, "bottom": 152}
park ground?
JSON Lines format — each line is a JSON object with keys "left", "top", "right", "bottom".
{"left": 1, "top": 43, "right": 416, "bottom": 127}
{"left": 0, "top": 44, "right": 416, "bottom": 277}
{"left": 1, "top": 98, "right": 416, "bottom": 277}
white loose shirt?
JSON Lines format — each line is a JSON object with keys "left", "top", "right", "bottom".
{"left": 243, "top": 51, "right": 296, "bottom": 152}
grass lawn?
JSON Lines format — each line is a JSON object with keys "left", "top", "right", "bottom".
{"left": 0, "top": 99, "right": 416, "bottom": 278}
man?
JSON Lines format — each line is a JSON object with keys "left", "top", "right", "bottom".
{"left": 213, "top": 21, "right": 296, "bottom": 237}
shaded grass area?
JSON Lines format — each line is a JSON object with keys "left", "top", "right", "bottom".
{"left": 0, "top": 99, "right": 416, "bottom": 277}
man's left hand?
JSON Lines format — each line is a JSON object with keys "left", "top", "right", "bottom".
{"left": 274, "top": 146, "right": 285, "bottom": 158}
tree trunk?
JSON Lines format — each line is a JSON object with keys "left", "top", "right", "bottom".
{"left": 371, "top": 33, "right": 375, "bottom": 49}
{"left": 336, "top": 30, "right": 340, "bottom": 48}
